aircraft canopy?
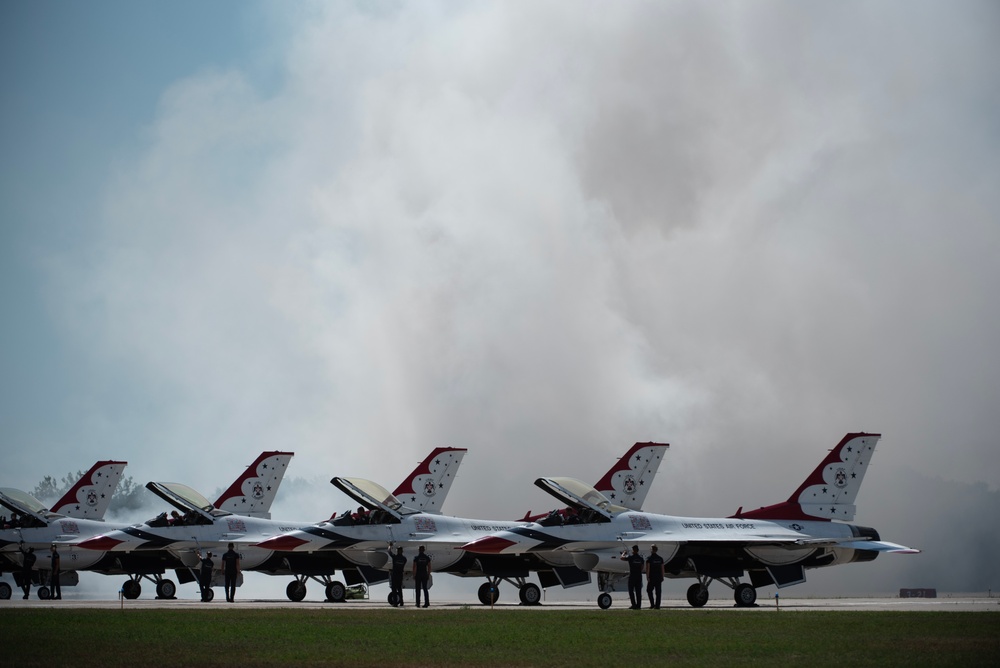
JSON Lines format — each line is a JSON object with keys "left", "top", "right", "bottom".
{"left": 331, "top": 477, "right": 418, "bottom": 518}
{"left": 0, "top": 487, "right": 57, "bottom": 525}
{"left": 144, "top": 481, "right": 229, "bottom": 522}
{"left": 533, "top": 477, "right": 627, "bottom": 520}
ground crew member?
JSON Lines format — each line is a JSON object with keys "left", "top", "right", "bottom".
{"left": 620, "top": 544, "right": 645, "bottom": 609}
{"left": 389, "top": 545, "right": 407, "bottom": 607}
{"left": 221, "top": 543, "right": 241, "bottom": 603}
{"left": 19, "top": 544, "right": 36, "bottom": 599}
{"left": 49, "top": 544, "right": 62, "bottom": 600}
{"left": 413, "top": 545, "right": 431, "bottom": 607}
{"left": 197, "top": 549, "right": 214, "bottom": 602}
{"left": 645, "top": 544, "right": 665, "bottom": 609}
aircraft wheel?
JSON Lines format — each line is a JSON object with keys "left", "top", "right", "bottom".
{"left": 122, "top": 579, "right": 141, "bottom": 600}
{"left": 519, "top": 583, "right": 542, "bottom": 606}
{"left": 686, "top": 583, "right": 709, "bottom": 608}
{"left": 734, "top": 583, "right": 757, "bottom": 607}
{"left": 0, "top": 582, "right": 12, "bottom": 600}
{"left": 478, "top": 582, "right": 499, "bottom": 605}
{"left": 326, "top": 580, "right": 347, "bottom": 603}
{"left": 160, "top": 579, "right": 177, "bottom": 599}
{"left": 203, "top": 587, "right": 215, "bottom": 602}
{"left": 387, "top": 591, "right": 399, "bottom": 606}
{"left": 597, "top": 593, "right": 613, "bottom": 610}
{"left": 37, "top": 586, "right": 51, "bottom": 600}
{"left": 286, "top": 580, "right": 307, "bottom": 602}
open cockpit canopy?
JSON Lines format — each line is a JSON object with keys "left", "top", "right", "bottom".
{"left": 533, "top": 477, "right": 627, "bottom": 522}
{"left": 330, "top": 477, "right": 419, "bottom": 520}
{"left": 144, "top": 481, "right": 229, "bottom": 524}
{"left": 0, "top": 487, "right": 57, "bottom": 526}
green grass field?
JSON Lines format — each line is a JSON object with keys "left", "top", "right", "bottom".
{"left": 2, "top": 609, "right": 997, "bottom": 667}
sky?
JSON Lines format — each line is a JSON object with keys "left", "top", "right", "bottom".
{"left": 2, "top": 0, "right": 999, "bottom": 598}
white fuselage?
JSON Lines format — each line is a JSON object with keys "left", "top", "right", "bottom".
{"left": 0, "top": 519, "right": 131, "bottom": 571}
{"left": 467, "top": 511, "right": 865, "bottom": 575}
{"left": 266, "top": 513, "right": 552, "bottom": 574}
{"left": 83, "top": 515, "right": 314, "bottom": 570}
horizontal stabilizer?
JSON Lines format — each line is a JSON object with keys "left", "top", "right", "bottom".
{"left": 837, "top": 540, "right": 921, "bottom": 554}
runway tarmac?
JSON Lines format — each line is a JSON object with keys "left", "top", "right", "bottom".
{"left": 2, "top": 595, "right": 995, "bottom": 612}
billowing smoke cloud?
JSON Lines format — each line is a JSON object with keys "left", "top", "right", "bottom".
{"left": 39, "top": 1, "right": 1000, "bottom": 595}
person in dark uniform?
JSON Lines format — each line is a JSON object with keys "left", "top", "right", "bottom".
{"left": 389, "top": 545, "right": 407, "bottom": 607}
{"left": 19, "top": 545, "right": 36, "bottom": 599}
{"left": 412, "top": 545, "right": 431, "bottom": 607}
{"left": 196, "top": 549, "right": 214, "bottom": 602}
{"left": 645, "top": 544, "right": 665, "bottom": 609}
{"left": 620, "top": 545, "right": 645, "bottom": 609}
{"left": 221, "top": 543, "right": 241, "bottom": 603}
{"left": 49, "top": 544, "right": 62, "bottom": 600}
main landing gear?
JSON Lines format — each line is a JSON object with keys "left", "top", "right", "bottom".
{"left": 284, "top": 575, "right": 350, "bottom": 602}
{"left": 119, "top": 575, "right": 178, "bottom": 600}
{"left": 685, "top": 576, "right": 758, "bottom": 608}
{"left": 476, "top": 577, "right": 542, "bottom": 606}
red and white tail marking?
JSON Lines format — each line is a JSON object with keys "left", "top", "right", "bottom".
{"left": 738, "top": 432, "right": 881, "bottom": 522}
{"left": 593, "top": 442, "right": 669, "bottom": 510}
{"left": 391, "top": 447, "right": 467, "bottom": 514}
{"left": 50, "top": 461, "right": 127, "bottom": 521}
{"left": 214, "top": 451, "right": 294, "bottom": 519}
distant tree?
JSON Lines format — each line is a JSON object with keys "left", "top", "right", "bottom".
{"left": 109, "top": 475, "right": 148, "bottom": 512}
{"left": 32, "top": 471, "right": 85, "bottom": 503}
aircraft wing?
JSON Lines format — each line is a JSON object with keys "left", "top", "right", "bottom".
{"left": 461, "top": 521, "right": 812, "bottom": 554}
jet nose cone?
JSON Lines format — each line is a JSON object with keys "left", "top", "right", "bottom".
{"left": 256, "top": 535, "right": 309, "bottom": 551}
{"left": 461, "top": 536, "right": 518, "bottom": 554}
{"left": 78, "top": 535, "right": 125, "bottom": 551}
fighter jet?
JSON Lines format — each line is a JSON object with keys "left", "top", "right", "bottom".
{"left": 0, "top": 461, "right": 127, "bottom": 599}
{"left": 255, "top": 442, "right": 669, "bottom": 606}
{"left": 76, "top": 451, "right": 293, "bottom": 599}
{"left": 462, "top": 433, "right": 919, "bottom": 609}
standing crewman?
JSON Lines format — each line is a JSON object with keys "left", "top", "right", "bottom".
{"left": 412, "top": 545, "right": 431, "bottom": 608}
{"left": 49, "top": 544, "right": 62, "bottom": 600}
{"left": 645, "top": 544, "right": 665, "bottom": 609}
{"left": 221, "top": 543, "right": 241, "bottom": 603}
{"left": 196, "top": 549, "right": 214, "bottom": 602}
{"left": 620, "top": 545, "right": 645, "bottom": 609}
{"left": 18, "top": 544, "right": 36, "bottom": 599}
{"left": 389, "top": 545, "right": 407, "bottom": 607}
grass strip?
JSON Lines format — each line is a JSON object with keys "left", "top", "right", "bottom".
{"left": 2, "top": 608, "right": 997, "bottom": 667}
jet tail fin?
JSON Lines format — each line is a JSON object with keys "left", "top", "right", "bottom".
{"left": 214, "top": 451, "right": 294, "bottom": 519}
{"left": 50, "top": 461, "right": 128, "bottom": 520}
{"left": 592, "top": 442, "right": 669, "bottom": 510}
{"left": 737, "top": 432, "right": 880, "bottom": 522}
{"left": 391, "top": 447, "right": 467, "bottom": 514}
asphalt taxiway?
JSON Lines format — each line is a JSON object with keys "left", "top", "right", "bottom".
{"left": 1, "top": 595, "right": 995, "bottom": 612}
